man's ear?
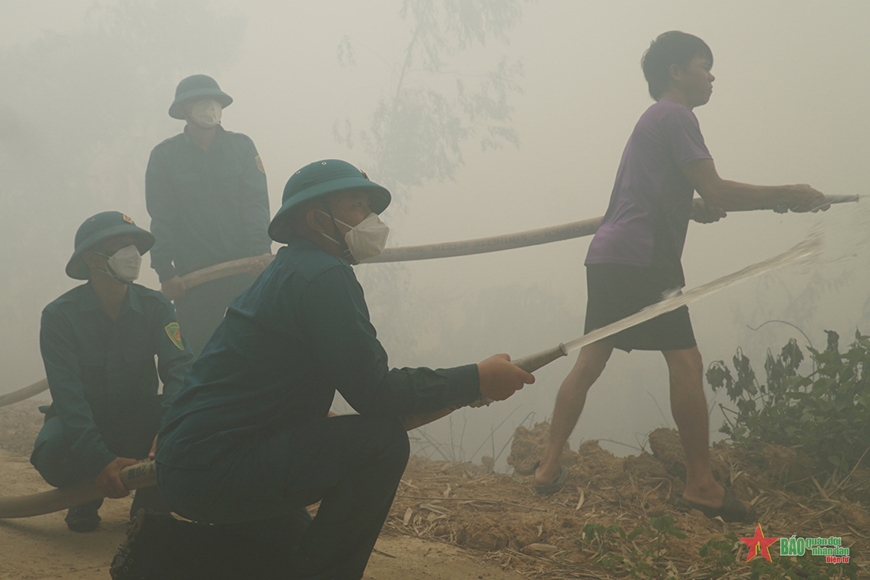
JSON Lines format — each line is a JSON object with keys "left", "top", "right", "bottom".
{"left": 81, "top": 250, "right": 102, "bottom": 269}
{"left": 305, "top": 207, "right": 330, "bottom": 235}
{"left": 668, "top": 63, "right": 684, "bottom": 82}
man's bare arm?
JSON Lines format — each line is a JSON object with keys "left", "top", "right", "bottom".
{"left": 682, "top": 158, "right": 827, "bottom": 212}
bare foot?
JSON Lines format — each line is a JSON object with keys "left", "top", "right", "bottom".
{"left": 681, "top": 482, "right": 726, "bottom": 509}
{"left": 533, "top": 460, "right": 561, "bottom": 486}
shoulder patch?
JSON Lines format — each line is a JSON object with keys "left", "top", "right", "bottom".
{"left": 255, "top": 155, "right": 265, "bottom": 174}
{"left": 164, "top": 322, "right": 184, "bottom": 350}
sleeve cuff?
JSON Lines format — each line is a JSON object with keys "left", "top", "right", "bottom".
{"left": 436, "top": 363, "right": 481, "bottom": 406}
{"left": 156, "top": 266, "right": 177, "bottom": 283}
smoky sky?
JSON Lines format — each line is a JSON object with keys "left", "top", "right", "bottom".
{"left": 2, "top": 0, "right": 868, "bottom": 466}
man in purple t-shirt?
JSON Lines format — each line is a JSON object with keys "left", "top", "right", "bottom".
{"left": 534, "top": 31, "right": 826, "bottom": 522}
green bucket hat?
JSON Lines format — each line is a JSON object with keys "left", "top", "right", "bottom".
{"left": 268, "top": 160, "right": 391, "bottom": 243}
{"left": 66, "top": 212, "right": 155, "bottom": 280}
{"left": 168, "top": 74, "right": 233, "bottom": 120}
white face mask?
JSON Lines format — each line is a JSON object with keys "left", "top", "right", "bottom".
{"left": 189, "top": 99, "right": 222, "bottom": 128}
{"left": 319, "top": 211, "right": 390, "bottom": 262}
{"left": 97, "top": 244, "right": 142, "bottom": 284}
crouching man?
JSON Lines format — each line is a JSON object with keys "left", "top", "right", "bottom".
{"left": 31, "top": 212, "right": 193, "bottom": 532}
{"left": 155, "top": 160, "right": 534, "bottom": 579}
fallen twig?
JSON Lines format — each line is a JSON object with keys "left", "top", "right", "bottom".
{"left": 396, "top": 495, "right": 550, "bottom": 512}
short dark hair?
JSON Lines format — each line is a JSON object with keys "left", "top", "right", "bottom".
{"left": 641, "top": 31, "right": 713, "bottom": 100}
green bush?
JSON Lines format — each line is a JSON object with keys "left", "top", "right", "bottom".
{"left": 707, "top": 330, "right": 870, "bottom": 474}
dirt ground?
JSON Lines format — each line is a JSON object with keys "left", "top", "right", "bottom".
{"left": 0, "top": 404, "right": 521, "bottom": 580}
{"left": 1, "top": 403, "right": 868, "bottom": 579}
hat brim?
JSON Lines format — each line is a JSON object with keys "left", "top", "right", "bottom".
{"left": 65, "top": 224, "right": 155, "bottom": 280}
{"left": 269, "top": 177, "right": 391, "bottom": 244}
{"left": 169, "top": 88, "right": 233, "bottom": 120}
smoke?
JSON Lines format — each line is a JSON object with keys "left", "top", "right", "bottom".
{"left": 0, "top": 0, "right": 244, "bottom": 391}
{"left": 2, "top": 1, "right": 869, "bottom": 471}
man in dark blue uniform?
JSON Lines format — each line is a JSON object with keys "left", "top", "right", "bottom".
{"left": 146, "top": 74, "right": 272, "bottom": 356}
{"left": 155, "top": 160, "right": 534, "bottom": 579}
{"left": 31, "top": 212, "right": 193, "bottom": 532}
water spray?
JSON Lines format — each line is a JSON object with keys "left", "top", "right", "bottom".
{"left": 406, "top": 233, "right": 822, "bottom": 429}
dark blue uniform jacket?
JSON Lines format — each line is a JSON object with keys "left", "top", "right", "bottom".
{"left": 158, "top": 238, "right": 480, "bottom": 468}
{"left": 146, "top": 125, "right": 272, "bottom": 282}
{"left": 40, "top": 283, "right": 193, "bottom": 478}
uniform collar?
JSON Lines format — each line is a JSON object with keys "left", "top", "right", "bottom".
{"left": 285, "top": 236, "right": 353, "bottom": 267}
{"left": 287, "top": 236, "right": 318, "bottom": 250}
{"left": 125, "top": 285, "right": 145, "bottom": 315}
{"left": 287, "top": 236, "right": 339, "bottom": 257}
{"left": 77, "top": 282, "right": 145, "bottom": 316}
{"left": 182, "top": 124, "right": 226, "bottom": 143}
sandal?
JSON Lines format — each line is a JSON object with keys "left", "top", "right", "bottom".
{"left": 532, "top": 461, "right": 568, "bottom": 496}
{"left": 669, "top": 489, "right": 756, "bottom": 523}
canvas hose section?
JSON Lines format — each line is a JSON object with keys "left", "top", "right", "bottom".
{"left": 0, "top": 231, "right": 824, "bottom": 518}
{"left": 0, "top": 194, "right": 855, "bottom": 409}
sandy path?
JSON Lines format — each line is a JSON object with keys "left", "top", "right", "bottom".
{"left": 0, "top": 450, "right": 521, "bottom": 580}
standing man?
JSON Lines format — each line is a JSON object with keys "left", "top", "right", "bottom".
{"left": 533, "top": 32, "right": 826, "bottom": 521}
{"left": 31, "top": 212, "right": 193, "bottom": 532}
{"left": 146, "top": 74, "right": 272, "bottom": 356}
{"left": 155, "top": 160, "right": 534, "bottom": 579}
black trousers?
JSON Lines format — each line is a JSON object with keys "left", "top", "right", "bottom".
{"left": 174, "top": 272, "right": 256, "bottom": 357}
{"left": 584, "top": 263, "right": 696, "bottom": 352}
{"left": 31, "top": 398, "right": 164, "bottom": 486}
{"left": 158, "top": 415, "right": 410, "bottom": 580}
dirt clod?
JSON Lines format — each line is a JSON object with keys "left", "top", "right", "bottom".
{"left": 390, "top": 424, "right": 869, "bottom": 579}
{"left": 3, "top": 404, "right": 867, "bottom": 579}
{"left": 505, "top": 421, "right": 578, "bottom": 476}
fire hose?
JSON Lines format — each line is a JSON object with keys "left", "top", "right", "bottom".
{"left": 0, "top": 232, "right": 822, "bottom": 518}
{"left": 0, "top": 344, "right": 561, "bottom": 519}
{"left": 0, "top": 195, "right": 855, "bottom": 409}
{"left": 0, "top": 378, "right": 49, "bottom": 408}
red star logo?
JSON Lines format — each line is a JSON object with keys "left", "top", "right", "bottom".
{"left": 739, "top": 524, "right": 778, "bottom": 562}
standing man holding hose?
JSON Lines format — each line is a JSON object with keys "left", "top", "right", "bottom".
{"left": 533, "top": 32, "right": 827, "bottom": 521}
{"left": 154, "top": 160, "right": 534, "bottom": 579}
{"left": 146, "top": 74, "right": 272, "bottom": 356}
{"left": 31, "top": 212, "right": 193, "bottom": 532}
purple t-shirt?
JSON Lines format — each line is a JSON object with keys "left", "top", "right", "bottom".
{"left": 586, "top": 99, "right": 712, "bottom": 275}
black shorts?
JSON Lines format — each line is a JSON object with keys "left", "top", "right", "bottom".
{"left": 584, "top": 263, "right": 696, "bottom": 352}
